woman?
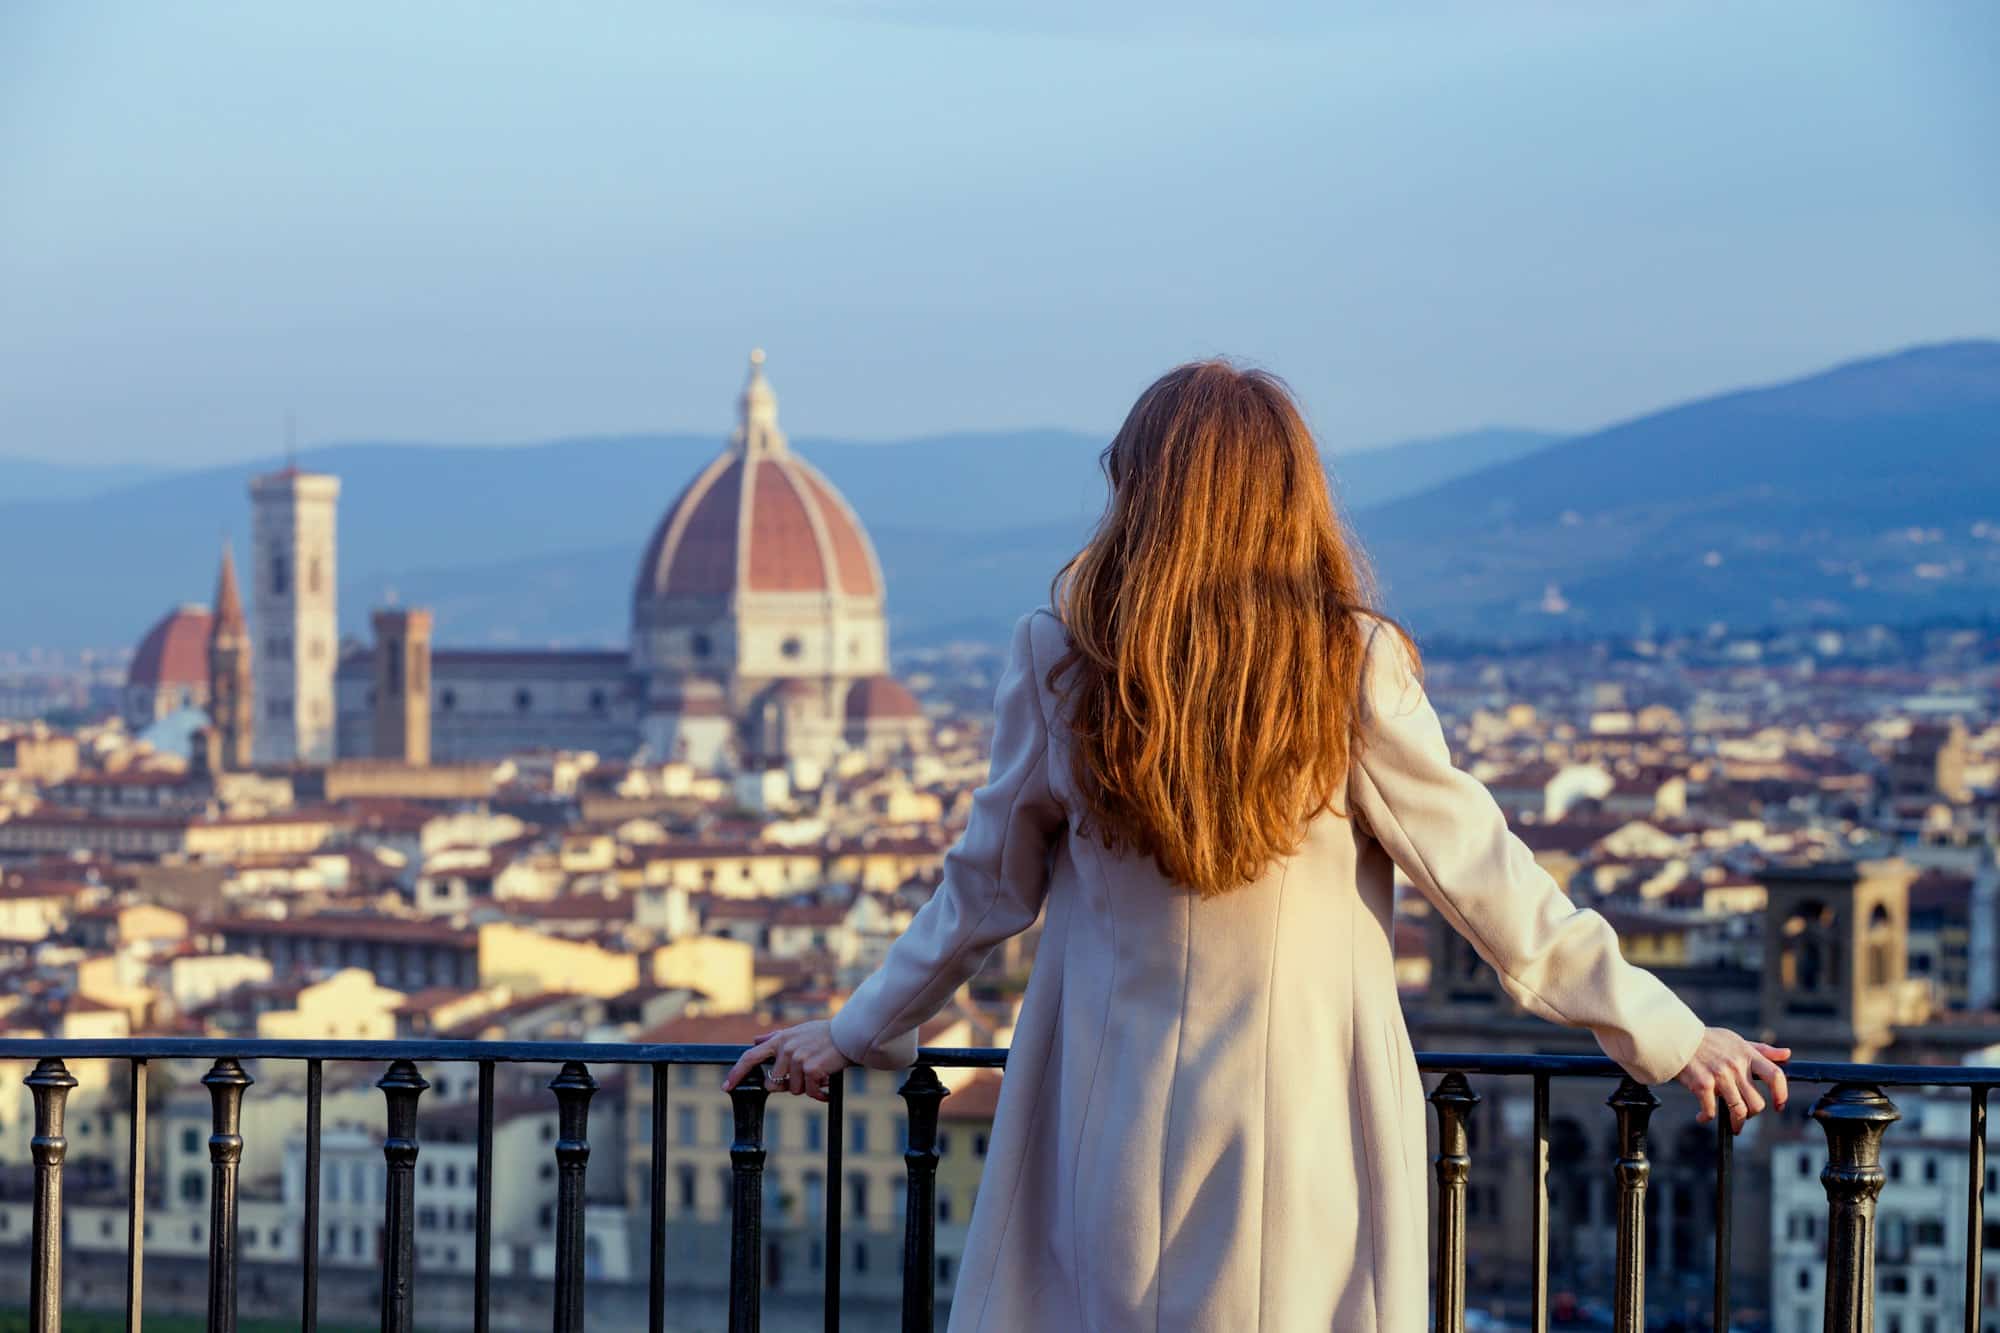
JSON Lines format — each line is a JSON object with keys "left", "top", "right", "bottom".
{"left": 724, "top": 360, "right": 1789, "bottom": 1331}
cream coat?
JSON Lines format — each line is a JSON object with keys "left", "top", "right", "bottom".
{"left": 829, "top": 609, "right": 1706, "bottom": 1332}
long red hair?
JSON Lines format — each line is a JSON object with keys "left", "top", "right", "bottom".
{"left": 1049, "top": 360, "right": 1413, "bottom": 896}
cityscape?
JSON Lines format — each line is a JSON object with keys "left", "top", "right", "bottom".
{"left": 4, "top": 4, "right": 1997, "bottom": 1331}
{"left": 3, "top": 345, "right": 2000, "bottom": 1329}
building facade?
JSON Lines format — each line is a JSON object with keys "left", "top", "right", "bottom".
{"left": 333, "top": 352, "right": 927, "bottom": 771}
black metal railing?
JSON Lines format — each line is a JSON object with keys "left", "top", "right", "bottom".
{"left": 2, "top": 1037, "right": 1993, "bottom": 1332}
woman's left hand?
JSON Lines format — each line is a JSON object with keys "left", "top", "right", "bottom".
{"left": 722, "top": 1020, "right": 853, "bottom": 1101}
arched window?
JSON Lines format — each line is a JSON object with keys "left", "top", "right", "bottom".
{"left": 1781, "top": 901, "right": 1835, "bottom": 992}
{"left": 1866, "top": 902, "right": 1897, "bottom": 988}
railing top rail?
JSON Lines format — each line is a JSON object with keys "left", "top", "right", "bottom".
{"left": 3, "top": 1036, "right": 1999, "bottom": 1088}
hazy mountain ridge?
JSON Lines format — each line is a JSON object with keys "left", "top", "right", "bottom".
{"left": 0, "top": 423, "right": 1555, "bottom": 652}
{"left": 5, "top": 340, "right": 1995, "bottom": 653}
{"left": 1352, "top": 340, "right": 2000, "bottom": 636}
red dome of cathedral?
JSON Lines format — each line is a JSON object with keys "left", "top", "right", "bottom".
{"left": 128, "top": 604, "right": 214, "bottom": 690}
{"left": 634, "top": 351, "right": 882, "bottom": 607}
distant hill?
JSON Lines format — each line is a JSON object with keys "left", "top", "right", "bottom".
{"left": 1328, "top": 427, "right": 1558, "bottom": 512}
{"left": 0, "top": 424, "right": 1553, "bottom": 652}
{"left": 0, "top": 457, "right": 171, "bottom": 503}
{"left": 10, "top": 340, "right": 1995, "bottom": 654}
{"left": 1351, "top": 340, "right": 2000, "bottom": 636}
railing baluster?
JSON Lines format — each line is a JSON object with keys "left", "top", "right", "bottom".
{"left": 203, "top": 1057, "right": 253, "bottom": 1333}
{"left": 549, "top": 1061, "right": 598, "bottom": 1333}
{"left": 1428, "top": 1072, "right": 1478, "bottom": 1333}
{"left": 1606, "top": 1077, "right": 1657, "bottom": 1333}
{"left": 825, "top": 1069, "right": 845, "bottom": 1333}
{"left": 475, "top": 1060, "right": 494, "bottom": 1333}
{"left": 898, "top": 1066, "right": 948, "bottom": 1333}
{"left": 728, "top": 1064, "right": 773, "bottom": 1333}
{"left": 650, "top": 1062, "right": 670, "bottom": 1333}
{"left": 1968, "top": 1086, "right": 1988, "bottom": 1333}
{"left": 1713, "top": 1105, "right": 1733, "bottom": 1333}
{"left": 126, "top": 1057, "right": 147, "bottom": 1333}
{"left": 1813, "top": 1083, "right": 1898, "bottom": 1333}
{"left": 27, "top": 1056, "right": 76, "bottom": 1333}
{"left": 378, "top": 1060, "right": 429, "bottom": 1333}
{"left": 1529, "top": 1072, "right": 1548, "bottom": 1333}
{"left": 304, "top": 1057, "right": 322, "bottom": 1333}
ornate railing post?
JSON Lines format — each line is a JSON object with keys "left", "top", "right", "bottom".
{"left": 1606, "top": 1077, "right": 1658, "bottom": 1333}
{"left": 378, "top": 1060, "right": 429, "bottom": 1333}
{"left": 203, "top": 1057, "right": 253, "bottom": 1333}
{"left": 549, "top": 1062, "right": 597, "bottom": 1333}
{"left": 1814, "top": 1083, "right": 1899, "bottom": 1333}
{"left": 27, "top": 1057, "right": 76, "bottom": 1333}
{"left": 1429, "top": 1072, "right": 1479, "bottom": 1333}
{"left": 728, "top": 1065, "right": 773, "bottom": 1333}
{"left": 899, "top": 1065, "right": 949, "bottom": 1333}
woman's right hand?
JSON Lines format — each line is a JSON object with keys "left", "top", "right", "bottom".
{"left": 1675, "top": 1028, "right": 1791, "bottom": 1133}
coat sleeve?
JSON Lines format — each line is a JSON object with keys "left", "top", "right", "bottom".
{"left": 829, "top": 612, "right": 1065, "bottom": 1069}
{"left": 1348, "top": 621, "right": 1706, "bottom": 1084}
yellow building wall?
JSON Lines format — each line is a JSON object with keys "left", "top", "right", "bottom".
{"left": 478, "top": 922, "right": 639, "bottom": 998}
{"left": 649, "top": 936, "right": 755, "bottom": 1012}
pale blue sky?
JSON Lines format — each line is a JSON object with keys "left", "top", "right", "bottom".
{"left": 2, "top": 1, "right": 1994, "bottom": 465}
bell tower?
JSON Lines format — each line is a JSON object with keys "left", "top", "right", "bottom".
{"left": 1758, "top": 857, "right": 1919, "bottom": 1061}
{"left": 371, "top": 607, "right": 433, "bottom": 766}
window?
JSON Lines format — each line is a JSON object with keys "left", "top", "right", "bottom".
{"left": 182, "top": 1128, "right": 200, "bottom": 1155}
{"left": 589, "top": 688, "right": 607, "bottom": 713}
{"left": 691, "top": 632, "right": 712, "bottom": 659}
{"left": 677, "top": 1106, "right": 696, "bottom": 1147}
{"left": 766, "top": 1110, "right": 781, "bottom": 1151}
{"left": 854, "top": 1240, "right": 869, "bottom": 1274}
{"left": 805, "top": 1113, "right": 824, "bottom": 1152}
{"left": 515, "top": 688, "right": 534, "bottom": 713}
{"left": 677, "top": 1165, "right": 697, "bottom": 1211}
{"left": 719, "top": 1108, "right": 734, "bottom": 1145}
{"left": 271, "top": 555, "right": 289, "bottom": 597}
{"left": 851, "top": 1115, "right": 869, "bottom": 1153}
{"left": 848, "top": 1174, "right": 870, "bottom": 1220}
{"left": 781, "top": 636, "right": 803, "bottom": 659}
{"left": 180, "top": 1171, "right": 203, "bottom": 1203}
{"left": 440, "top": 688, "right": 457, "bottom": 712}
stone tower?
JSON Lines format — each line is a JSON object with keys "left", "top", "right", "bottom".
{"left": 206, "top": 543, "right": 254, "bottom": 769}
{"left": 1758, "top": 857, "right": 1921, "bottom": 1061}
{"left": 370, "top": 607, "right": 433, "bottom": 766}
{"left": 249, "top": 467, "right": 341, "bottom": 764}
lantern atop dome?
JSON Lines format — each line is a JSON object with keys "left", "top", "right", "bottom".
{"left": 733, "top": 348, "right": 785, "bottom": 457}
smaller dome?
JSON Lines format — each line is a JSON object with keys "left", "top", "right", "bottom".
{"left": 845, "top": 674, "right": 921, "bottom": 721}
{"left": 130, "top": 605, "right": 214, "bottom": 689}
